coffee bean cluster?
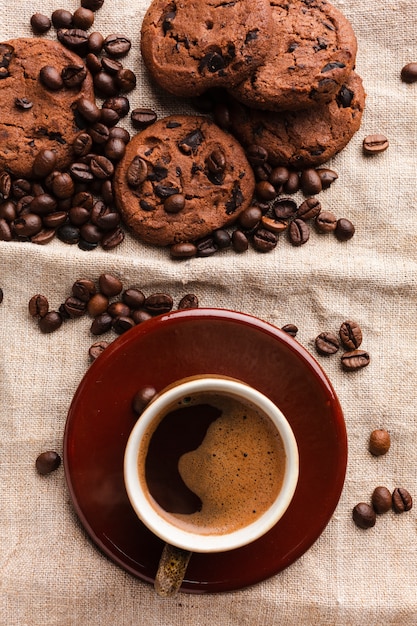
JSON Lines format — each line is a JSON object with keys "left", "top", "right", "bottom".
{"left": 314, "top": 319, "right": 370, "bottom": 372}
{"left": 0, "top": 1, "right": 137, "bottom": 251}
{"left": 353, "top": 486, "right": 413, "bottom": 529}
{"left": 28, "top": 271, "right": 199, "bottom": 345}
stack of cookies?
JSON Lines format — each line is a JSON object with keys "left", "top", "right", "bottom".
{"left": 140, "top": 0, "right": 365, "bottom": 169}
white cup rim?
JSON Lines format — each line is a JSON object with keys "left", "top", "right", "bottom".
{"left": 124, "top": 377, "right": 299, "bottom": 553}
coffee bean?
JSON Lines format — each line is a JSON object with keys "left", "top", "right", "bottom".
{"left": 369, "top": 429, "right": 390, "bottom": 456}
{"left": 0, "top": 217, "right": 11, "bottom": 240}
{"left": 281, "top": 324, "right": 298, "bottom": 337}
{"left": 196, "top": 235, "right": 218, "bottom": 257}
{"left": 112, "top": 315, "right": 135, "bottom": 334}
{"left": 352, "top": 502, "right": 376, "bottom": 529}
{"left": 339, "top": 320, "right": 362, "bottom": 350}
{"left": 93, "top": 71, "right": 118, "bottom": 96}
{"left": 81, "top": 0, "right": 104, "bottom": 11}
{"left": 341, "top": 349, "right": 370, "bottom": 371}
{"left": 288, "top": 219, "right": 310, "bottom": 246}
{"left": 315, "top": 331, "right": 340, "bottom": 355}
{"left": 57, "top": 29, "right": 90, "bottom": 55}
{"left": 144, "top": 293, "right": 174, "bottom": 315}
{"left": 98, "top": 273, "right": 123, "bottom": 297}
{"left": 400, "top": 62, "right": 417, "bottom": 84}
{"left": 232, "top": 229, "right": 249, "bottom": 252}
{"left": 122, "top": 288, "right": 145, "bottom": 309}
{"left": 73, "top": 7, "right": 95, "bottom": 30}
{"left": 43, "top": 211, "right": 67, "bottom": 229}
{"left": 69, "top": 163, "right": 94, "bottom": 185}
{"left": 38, "top": 310, "right": 63, "bottom": 333}
{"left": 90, "top": 155, "right": 114, "bottom": 179}
{"left": 87, "top": 293, "right": 109, "bottom": 317}
{"left": 273, "top": 197, "right": 297, "bottom": 220}
{"left": 170, "top": 242, "right": 197, "bottom": 258}
{"left": 0, "top": 200, "right": 16, "bottom": 221}
{"left": 51, "top": 9, "right": 73, "bottom": 29}
{"left": 77, "top": 97, "right": 101, "bottom": 124}
{"left": 213, "top": 229, "right": 231, "bottom": 249}
{"left": 178, "top": 293, "right": 199, "bottom": 309}
{"left": 61, "top": 64, "right": 87, "bottom": 88}
{"left": 132, "top": 309, "right": 153, "bottom": 324}
{"left": 30, "top": 13, "right": 52, "bottom": 33}
{"left": 392, "top": 487, "right": 413, "bottom": 513}
{"left": 28, "top": 294, "right": 49, "bottom": 318}
{"left": 316, "top": 168, "right": 338, "bottom": 189}
{"left": 296, "top": 197, "right": 321, "bottom": 221}
{"left": 64, "top": 296, "right": 87, "bottom": 318}
{"left": 261, "top": 215, "right": 288, "bottom": 234}
{"left": 164, "top": 193, "right": 185, "bottom": 213}
{"left": 238, "top": 206, "right": 262, "bottom": 230}
{"left": 132, "top": 386, "right": 157, "bottom": 415}
{"left": 115, "top": 68, "right": 137, "bottom": 93}
{"left": 89, "top": 122, "right": 110, "bottom": 145}
{"left": 131, "top": 108, "right": 157, "bottom": 129}
{"left": 269, "top": 166, "right": 289, "bottom": 189}
{"left": 39, "top": 65, "right": 63, "bottom": 91}
{"left": 103, "top": 34, "right": 131, "bottom": 58}
{"left": 283, "top": 171, "right": 300, "bottom": 194}
{"left": 13, "top": 213, "right": 42, "bottom": 237}
{"left": 363, "top": 134, "right": 389, "bottom": 154}
{"left": 36, "top": 450, "right": 61, "bottom": 475}
{"left": 100, "top": 107, "right": 120, "bottom": 128}
{"left": 30, "top": 193, "right": 57, "bottom": 216}
{"left": 335, "top": 218, "right": 355, "bottom": 241}
{"left": 48, "top": 172, "right": 75, "bottom": 199}
{"left": 57, "top": 223, "right": 80, "bottom": 244}
{"left": 31, "top": 229, "right": 56, "bottom": 245}
{"left": 0, "top": 172, "right": 11, "bottom": 200}
{"left": 89, "top": 340, "right": 110, "bottom": 361}
{"left": 252, "top": 228, "right": 278, "bottom": 252}
{"left": 101, "top": 227, "right": 124, "bottom": 250}
{"left": 72, "top": 278, "right": 96, "bottom": 302}
{"left": 126, "top": 156, "right": 148, "bottom": 187}
{"left": 90, "top": 312, "right": 113, "bottom": 335}
{"left": 315, "top": 210, "right": 337, "bottom": 233}
{"left": 255, "top": 181, "right": 277, "bottom": 201}
{"left": 104, "top": 137, "right": 126, "bottom": 161}
{"left": 73, "top": 132, "right": 93, "bottom": 156}
{"left": 107, "top": 301, "right": 130, "bottom": 318}
{"left": 246, "top": 144, "right": 268, "bottom": 166}
{"left": 300, "top": 168, "right": 322, "bottom": 195}
{"left": 371, "top": 486, "right": 392, "bottom": 514}
{"left": 88, "top": 31, "right": 104, "bottom": 53}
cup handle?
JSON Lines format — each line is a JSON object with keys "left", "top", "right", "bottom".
{"left": 154, "top": 543, "right": 192, "bottom": 597}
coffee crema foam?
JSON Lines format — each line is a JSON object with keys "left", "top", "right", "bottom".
{"left": 141, "top": 393, "right": 286, "bottom": 535}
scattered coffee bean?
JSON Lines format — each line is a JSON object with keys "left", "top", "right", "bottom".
{"left": 73, "top": 7, "right": 95, "bottom": 30}
{"left": 28, "top": 294, "right": 49, "bottom": 318}
{"left": 362, "top": 134, "right": 389, "bottom": 154}
{"left": 98, "top": 273, "right": 123, "bottom": 297}
{"left": 371, "top": 486, "right": 392, "bottom": 514}
{"left": 35, "top": 450, "right": 61, "bottom": 475}
{"left": 38, "top": 310, "right": 63, "bottom": 333}
{"left": 252, "top": 228, "right": 277, "bottom": 252}
{"left": 178, "top": 293, "right": 199, "bottom": 309}
{"left": 144, "top": 292, "right": 173, "bottom": 315}
{"left": 315, "top": 210, "right": 337, "bottom": 233}
{"left": 300, "top": 168, "right": 322, "bottom": 195}
{"left": 369, "top": 428, "right": 391, "bottom": 456}
{"left": 400, "top": 62, "right": 417, "bottom": 84}
{"left": 132, "top": 386, "right": 157, "bottom": 415}
{"left": 232, "top": 229, "right": 249, "bottom": 252}
{"left": 315, "top": 331, "right": 340, "bottom": 355}
{"left": 30, "top": 13, "right": 52, "bottom": 34}
{"left": 296, "top": 197, "right": 321, "bottom": 221}
{"left": 392, "top": 487, "right": 412, "bottom": 513}
{"left": 352, "top": 502, "right": 376, "bottom": 529}
{"left": 288, "top": 218, "right": 310, "bottom": 246}
{"left": 81, "top": 0, "right": 105, "bottom": 11}
{"left": 339, "top": 320, "right": 362, "bottom": 350}
{"left": 131, "top": 107, "right": 157, "bottom": 129}
{"left": 103, "top": 34, "right": 132, "bottom": 58}
{"left": 316, "top": 168, "right": 338, "bottom": 189}
{"left": 281, "top": 324, "right": 298, "bottom": 337}
{"left": 335, "top": 218, "right": 355, "bottom": 241}
{"left": 89, "top": 340, "right": 110, "bottom": 361}
{"left": 51, "top": 9, "right": 73, "bottom": 29}
{"left": 341, "top": 349, "right": 370, "bottom": 371}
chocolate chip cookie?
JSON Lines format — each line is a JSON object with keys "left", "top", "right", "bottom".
{"left": 140, "top": 0, "right": 273, "bottom": 97}
{"left": 230, "top": 0, "right": 357, "bottom": 112}
{"left": 228, "top": 72, "right": 365, "bottom": 168}
{"left": 0, "top": 38, "right": 94, "bottom": 178}
{"left": 113, "top": 115, "right": 255, "bottom": 246}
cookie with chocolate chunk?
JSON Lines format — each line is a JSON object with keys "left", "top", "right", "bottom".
{"left": 228, "top": 72, "right": 365, "bottom": 168}
{"left": 0, "top": 38, "right": 94, "bottom": 178}
{"left": 140, "top": 0, "right": 273, "bottom": 97}
{"left": 113, "top": 115, "right": 255, "bottom": 246}
{"left": 230, "top": 0, "right": 357, "bottom": 112}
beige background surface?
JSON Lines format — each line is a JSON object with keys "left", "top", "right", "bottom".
{"left": 1, "top": 1, "right": 416, "bottom": 624}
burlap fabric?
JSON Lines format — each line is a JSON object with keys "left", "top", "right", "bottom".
{"left": 1, "top": 1, "right": 416, "bottom": 624}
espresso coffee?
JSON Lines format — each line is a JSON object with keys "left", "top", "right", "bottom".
{"left": 139, "top": 392, "right": 286, "bottom": 535}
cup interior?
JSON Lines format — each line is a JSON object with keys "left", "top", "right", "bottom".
{"left": 124, "top": 376, "right": 299, "bottom": 553}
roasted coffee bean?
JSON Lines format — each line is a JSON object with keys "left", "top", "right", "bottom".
{"left": 144, "top": 293, "right": 174, "bottom": 315}
{"left": 178, "top": 293, "right": 199, "bottom": 309}
{"left": 39, "top": 65, "right": 64, "bottom": 91}
{"left": 101, "top": 57, "right": 123, "bottom": 76}
{"left": 57, "top": 223, "right": 80, "bottom": 244}
{"left": 253, "top": 162, "right": 272, "bottom": 181}
{"left": 89, "top": 340, "right": 110, "bottom": 361}
{"left": 288, "top": 219, "right": 310, "bottom": 246}
{"left": 86, "top": 52, "right": 102, "bottom": 74}
{"left": 115, "top": 68, "right": 137, "bottom": 93}
{"left": 392, "top": 488, "right": 413, "bottom": 513}
{"left": 131, "top": 309, "right": 153, "bottom": 324}
{"left": 28, "top": 294, "right": 49, "bottom": 318}
{"left": 316, "top": 168, "right": 338, "bottom": 189}
{"left": 300, "top": 168, "right": 322, "bottom": 195}
{"left": 79, "top": 238, "right": 98, "bottom": 251}
{"left": 341, "top": 349, "right": 370, "bottom": 371}
{"left": 101, "top": 226, "right": 124, "bottom": 249}
{"left": 281, "top": 324, "right": 298, "bottom": 337}
{"left": 255, "top": 180, "right": 277, "bottom": 201}
{"left": 269, "top": 166, "right": 289, "bottom": 189}
{"left": 90, "top": 155, "right": 114, "bottom": 179}
{"left": 212, "top": 101, "right": 231, "bottom": 130}
{"left": 31, "top": 229, "right": 56, "bottom": 245}
{"left": 73, "top": 7, "right": 95, "bottom": 29}
{"left": 36, "top": 450, "right": 61, "bottom": 475}
{"left": 273, "top": 197, "right": 297, "bottom": 220}
{"left": 90, "top": 312, "right": 113, "bottom": 335}
{"left": 57, "top": 28, "right": 90, "bottom": 55}
{"left": 81, "top": 0, "right": 104, "bottom": 10}
{"left": 30, "top": 193, "right": 57, "bottom": 216}
{"left": 252, "top": 228, "right": 278, "bottom": 252}
{"left": 102, "top": 96, "right": 130, "bottom": 118}
{"left": 72, "top": 278, "right": 96, "bottom": 302}
{"left": 13, "top": 213, "right": 42, "bottom": 237}
{"left": 12, "top": 178, "right": 31, "bottom": 199}
{"left": 206, "top": 149, "right": 226, "bottom": 179}
{"left": 87, "top": 293, "right": 109, "bottom": 317}
{"left": 93, "top": 71, "right": 118, "bottom": 96}
{"left": 296, "top": 197, "right": 321, "bottom": 221}
{"left": 401, "top": 62, "right": 417, "bottom": 84}
{"left": 88, "top": 31, "right": 104, "bottom": 53}
{"left": 64, "top": 296, "right": 87, "bottom": 318}
{"left": 77, "top": 97, "right": 101, "bottom": 124}
{"left": 0, "top": 200, "right": 16, "bottom": 221}
{"left": 50, "top": 172, "right": 75, "bottom": 199}
{"left": 371, "top": 486, "right": 392, "bottom": 514}
{"left": 164, "top": 193, "right": 185, "bottom": 213}
{"left": 315, "top": 210, "right": 337, "bottom": 233}
{"left": 89, "top": 122, "right": 110, "bottom": 145}
{"left": 98, "top": 273, "right": 123, "bottom": 297}
{"left": 246, "top": 144, "right": 268, "bottom": 166}
{"left": 52, "top": 9, "right": 73, "bottom": 29}
{"left": 0, "top": 219, "right": 12, "bottom": 241}
{"left": 69, "top": 163, "right": 94, "bottom": 185}
{"left": 61, "top": 64, "right": 87, "bottom": 88}
{"left": 352, "top": 502, "right": 376, "bottom": 529}
{"left": 315, "top": 331, "right": 340, "bottom": 355}
{"left": 261, "top": 215, "right": 288, "bottom": 234}
{"left": 238, "top": 206, "right": 262, "bottom": 230}
{"left": 95, "top": 209, "right": 120, "bottom": 231}
{"left": 109, "top": 126, "right": 130, "bottom": 144}
{"left": 43, "top": 211, "right": 67, "bottom": 229}
{"left": 131, "top": 107, "right": 157, "bottom": 129}
{"left": 363, "top": 134, "right": 389, "bottom": 154}
{"left": 170, "top": 242, "right": 197, "bottom": 258}
{"left": 107, "top": 301, "right": 130, "bottom": 318}
{"left": 196, "top": 235, "right": 218, "bottom": 257}
{"left": 335, "top": 218, "right": 355, "bottom": 241}
{"left": 132, "top": 386, "right": 157, "bottom": 415}
{"left": 283, "top": 171, "right": 300, "bottom": 194}
{"left": 73, "top": 131, "right": 93, "bottom": 156}
{"left": 112, "top": 315, "right": 135, "bottom": 334}
{"left": 339, "top": 320, "right": 362, "bottom": 350}
{"left": 100, "top": 107, "right": 120, "bottom": 127}
{"left": 30, "top": 13, "right": 52, "bottom": 33}
{"left": 212, "top": 229, "right": 231, "bottom": 249}
{"left": 38, "top": 310, "right": 63, "bottom": 333}
{"left": 126, "top": 156, "right": 147, "bottom": 187}
{"left": 232, "top": 229, "right": 249, "bottom": 252}
{"left": 122, "top": 288, "right": 145, "bottom": 310}
{"left": 0, "top": 172, "right": 11, "bottom": 200}
{"left": 369, "top": 429, "right": 390, "bottom": 456}
{"left": 103, "top": 34, "right": 131, "bottom": 58}
{"left": 104, "top": 137, "right": 126, "bottom": 161}
{"left": 15, "top": 194, "right": 34, "bottom": 216}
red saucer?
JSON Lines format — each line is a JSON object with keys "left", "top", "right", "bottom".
{"left": 64, "top": 308, "right": 347, "bottom": 593}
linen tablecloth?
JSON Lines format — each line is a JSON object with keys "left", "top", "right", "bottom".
{"left": 1, "top": 1, "right": 416, "bottom": 624}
